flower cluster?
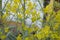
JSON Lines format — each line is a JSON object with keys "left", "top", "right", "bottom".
{"left": 0, "top": 0, "right": 60, "bottom": 40}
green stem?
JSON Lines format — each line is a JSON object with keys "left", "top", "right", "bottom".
{"left": 37, "top": 0, "right": 45, "bottom": 27}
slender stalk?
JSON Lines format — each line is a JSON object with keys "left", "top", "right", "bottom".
{"left": 22, "top": 0, "right": 26, "bottom": 40}
{"left": 37, "top": 0, "right": 44, "bottom": 11}
{"left": 23, "top": 0, "right": 25, "bottom": 24}
{"left": 2, "top": 0, "right": 9, "bottom": 12}
{"left": 37, "top": 0, "right": 45, "bottom": 27}
{"left": 0, "top": 0, "right": 2, "bottom": 26}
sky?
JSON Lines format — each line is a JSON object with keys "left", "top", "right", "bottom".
{"left": 2, "top": 0, "right": 5, "bottom": 8}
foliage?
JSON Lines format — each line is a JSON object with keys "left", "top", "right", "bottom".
{"left": 0, "top": 0, "right": 60, "bottom": 40}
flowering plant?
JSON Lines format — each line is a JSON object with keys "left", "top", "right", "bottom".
{"left": 0, "top": 0, "right": 60, "bottom": 40}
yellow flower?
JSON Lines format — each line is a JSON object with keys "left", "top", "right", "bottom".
{"left": 44, "top": 26, "right": 50, "bottom": 33}
{"left": 16, "top": 34, "right": 22, "bottom": 40}
{"left": 41, "top": 25, "right": 50, "bottom": 37}
{"left": 32, "top": 10, "right": 37, "bottom": 16}
{"left": 1, "top": 35, "right": 6, "bottom": 40}
{"left": 6, "top": 3, "right": 11, "bottom": 10}
{"left": 0, "top": 32, "right": 2, "bottom": 34}
{"left": 46, "top": 15, "right": 50, "bottom": 22}
{"left": 23, "top": 25, "right": 28, "bottom": 31}
{"left": 33, "top": 26, "right": 39, "bottom": 31}
{"left": 35, "top": 26, "right": 50, "bottom": 39}
{"left": 28, "top": 26, "right": 38, "bottom": 34}
{"left": 25, "top": 37, "right": 29, "bottom": 40}
{"left": 2, "top": 13, "right": 8, "bottom": 23}
{"left": 25, "top": 37, "right": 33, "bottom": 40}
{"left": 36, "top": 33, "right": 45, "bottom": 39}
{"left": 14, "top": 0, "right": 21, "bottom": 3}
{"left": 35, "top": 12, "right": 40, "bottom": 20}
{"left": 53, "top": 23, "right": 59, "bottom": 30}
{"left": 44, "top": 0, "right": 53, "bottom": 14}
{"left": 4, "top": 27, "right": 9, "bottom": 33}
{"left": 25, "top": 9, "right": 30, "bottom": 15}
{"left": 51, "top": 33, "right": 59, "bottom": 38}
{"left": 55, "top": 10, "right": 60, "bottom": 22}
{"left": 27, "top": 2, "right": 34, "bottom": 10}
{"left": 28, "top": 28, "right": 33, "bottom": 33}
{"left": 2, "top": 12, "right": 9, "bottom": 19}
{"left": 22, "top": 22, "right": 25, "bottom": 27}
{"left": 31, "top": 16, "right": 37, "bottom": 22}
{"left": 18, "top": 13, "right": 23, "bottom": 19}
{"left": 11, "top": 3, "right": 18, "bottom": 13}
